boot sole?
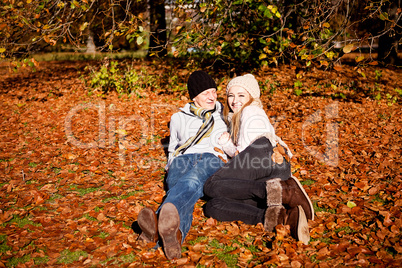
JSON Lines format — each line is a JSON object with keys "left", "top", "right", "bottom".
{"left": 296, "top": 205, "right": 310, "bottom": 245}
{"left": 137, "top": 207, "right": 157, "bottom": 242}
{"left": 291, "top": 176, "right": 315, "bottom": 221}
{"left": 158, "top": 203, "right": 181, "bottom": 260}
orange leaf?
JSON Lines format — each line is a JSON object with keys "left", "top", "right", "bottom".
{"left": 369, "top": 186, "right": 379, "bottom": 195}
{"left": 206, "top": 217, "right": 217, "bottom": 226}
{"left": 97, "top": 212, "right": 107, "bottom": 222}
{"left": 275, "top": 224, "right": 289, "bottom": 240}
{"left": 333, "top": 65, "right": 343, "bottom": 71}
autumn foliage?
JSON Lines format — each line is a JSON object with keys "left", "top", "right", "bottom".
{"left": 0, "top": 59, "right": 401, "bottom": 267}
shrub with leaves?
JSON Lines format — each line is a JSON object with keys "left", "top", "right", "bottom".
{"left": 171, "top": 0, "right": 340, "bottom": 68}
{"left": 86, "top": 61, "right": 158, "bottom": 96}
{"left": 88, "top": 61, "right": 124, "bottom": 93}
{"left": 170, "top": 0, "right": 401, "bottom": 69}
{"left": 124, "top": 67, "right": 159, "bottom": 97}
{"left": 171, "top": 1, "right": 285, "bottom": 69}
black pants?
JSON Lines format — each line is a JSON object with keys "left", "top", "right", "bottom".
{"left": 203, "top": 137, "right": 291, "bottom": 225}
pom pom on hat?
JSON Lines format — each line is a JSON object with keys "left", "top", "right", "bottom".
{"left": 226, "top": 74, "right": 260, "bottom": 99}
{"left": 187, "top": 71, "right": 217, "bottom": 100}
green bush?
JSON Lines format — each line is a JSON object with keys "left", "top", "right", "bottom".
{"left": 172, "top": 1, "right": 286, "bottom": 69}
{"left": 87, "top": 61, "right": 123, "bottom": 93}
{"left": 86, "top": 61, "right": 158, "bottom": 96}
{"left": 170, "top": 1, "right": 354, "bottom": 69}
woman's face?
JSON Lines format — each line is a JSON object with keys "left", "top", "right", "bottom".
{"left": 227, "top": 86, "right": 251, "bottom": 113}
{"left": 193, "top": 88, "right": 217, "bottom": 110}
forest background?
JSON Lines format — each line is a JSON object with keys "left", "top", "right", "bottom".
{"left": 0, "top": 0, "right": 401, "bottom": 267}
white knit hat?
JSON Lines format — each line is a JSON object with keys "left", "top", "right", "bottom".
{"left": 226, "top": 74, "right": 260, "bottom": 99}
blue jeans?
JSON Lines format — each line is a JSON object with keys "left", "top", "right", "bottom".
{"left": 157, "top": 153, "right": 223, "bottom": 242}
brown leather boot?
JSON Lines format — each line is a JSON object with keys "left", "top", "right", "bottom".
{"left": 138, "top": 207, "right": 158, "bottom": 243}
{"left": 158, "top": 202, "right": 182, "bottom": 260}
{"left": 264, "top": 205, "right": 310, "bottom": 245}
{"left": 280, "top": 176, "right": 314, "bottom": 221}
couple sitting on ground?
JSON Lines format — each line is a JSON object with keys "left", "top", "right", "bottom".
{"left": 136, "top": 71, "right": 314, "bottom": 260}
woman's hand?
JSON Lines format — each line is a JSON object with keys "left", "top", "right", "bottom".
{"left": 218, "top": 132, "right": 230, "bottom": 145}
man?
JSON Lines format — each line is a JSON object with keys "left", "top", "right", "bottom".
{"left": 137, "top": 71, "right": 227, "bottom": 259}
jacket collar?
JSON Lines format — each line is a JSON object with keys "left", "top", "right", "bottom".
{"left": 180, "top": 102, "right": 223, "bottom": 116}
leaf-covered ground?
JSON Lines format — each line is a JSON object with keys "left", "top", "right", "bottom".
{"left": 0, "top": 59, "right": 401, "bottom": 267}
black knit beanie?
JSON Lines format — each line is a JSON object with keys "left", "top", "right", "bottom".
{"left": 187, "top": 71, "right": 217, "bottom": 100}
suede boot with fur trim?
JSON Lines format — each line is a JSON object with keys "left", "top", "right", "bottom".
{"left": 281, "top": 176, "right": 314, "bottom": 221}
{"left": 266, "top": 178, "right": 283, "bottom": 207}
{"left": 286, "top": 205, "right": 310, "bottom": 245}
{"left": 265, "top": 177, "right": 314, "bottom": 221}
{"left": 264, "top": 205, "right": 310, "bottom": 245}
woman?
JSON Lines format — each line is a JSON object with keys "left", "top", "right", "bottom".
{"left": 203, "top": 74, "right": 314, "bottom": 244}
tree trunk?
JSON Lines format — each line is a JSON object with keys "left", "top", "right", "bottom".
{"left": 148, "top": 0, "right": 167, "bottom": 57}
{"left": 377, "top": 33, "right": 399, "bottom": 65}
{"left": 377, "top": 0, "right": 400, "bottom": 65}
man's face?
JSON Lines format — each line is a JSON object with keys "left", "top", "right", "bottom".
{"left": 193, "top": 88, "right": 217, "bottom": 110}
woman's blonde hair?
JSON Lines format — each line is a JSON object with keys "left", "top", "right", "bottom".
{"left": 223, "top": 96, "right": 254, "bottom": 145}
